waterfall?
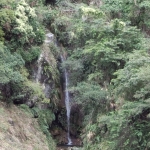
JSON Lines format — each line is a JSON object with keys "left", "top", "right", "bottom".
{"left": 61, "top": 56, "right": 72, "bottom": 145}
{"left": 64, "top": 69, "right": 72, "bottom": 145}
{"left": 36, "top": 53, "right": 43, "bottom": 83}
{"left": 36, "top": 32, "right": 54, "bottom": 82}
{"left": 36, "top": 31, "right": 72, "bottom": 145}
{"left": 36, "top": 32, "right": 55, "bottom": 98}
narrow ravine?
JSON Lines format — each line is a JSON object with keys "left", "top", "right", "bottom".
{"left": 37, "top": 31, "right": 72, "bottom": 144}
{"left": 36, "top": 31, "right": 82, "bottom": 149}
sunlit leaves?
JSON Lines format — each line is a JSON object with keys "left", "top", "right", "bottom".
{"left": 80, "top": 6, "right": 104, "bottom": 18}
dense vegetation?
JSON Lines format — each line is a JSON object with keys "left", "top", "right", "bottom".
{"left": 49, "top": 0, "right": 150, "bottom": 149}
{"left": 0, "top": 0, "right": 56, "bottom": 149}
{"left": 0, "top": 0, "right": 150, "bottom": 150}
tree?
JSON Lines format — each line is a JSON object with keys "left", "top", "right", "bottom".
{"left": 112, "top": 49, "right": 150, "bottom": 101}
{"left": 0, "top": 42, "right": 24, "bottom": 101}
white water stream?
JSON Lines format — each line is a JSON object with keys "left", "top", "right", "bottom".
{"left": 61, "top": 56, "right": 72, "bottom": 145}
{"left": 36, "top": 32, "right": 54, "bottom": 82}
{"left": 36, "top": 31, "right": 72, "bottom": 145}
{"left": 36, "top": 53, "right": 43, "bottom": 83}
{"left": 36, "top": 32, "right": 55, "bottom": 98}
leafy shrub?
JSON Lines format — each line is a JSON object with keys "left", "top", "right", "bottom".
{"left": 0, "top": 27, "right": 5, "bottom": 42}
{"left": 18, "top": 46, "right": 41, "bottom": 63}
{"left": 32, "top": 107, "right": 56, "bottom": 150}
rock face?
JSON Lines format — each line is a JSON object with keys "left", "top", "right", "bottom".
{"left": 50, "top": 103, "right": 83, "bottom": 145}
{"left": 23, "top": 31, "right": 61, "bottom": 109}
{"left": 0, "top": 102, "right": 49, "bottom": 150}
{"left": 70, "top": 104, "right": 83, "bottom": 136}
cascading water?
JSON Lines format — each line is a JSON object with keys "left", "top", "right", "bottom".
{"left": 61, "top": 56, "right": 72, "bottom": 145}
{"left": 36, "top": 53, "right": 43, "bottom": 83}
{"left": 36, "top": 32, "right": 54, "bottom": 98}
{"left": 36, "top": 31, "right": 73, "bottom": 145}
{"left": 36, "top": 32, "right": 54, "bottom": 83}
{"left": 64, "top": 69, "right": 72, "bottom": 145}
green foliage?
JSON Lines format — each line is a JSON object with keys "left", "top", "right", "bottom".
{"left": 51, "top": 1, "right": 143, "bottom": 85}
{"left": 25, "top": 80, "right": 50, "bottom": 103}
{"left": 0, "top": 0, "right": 150, "bottom": 149}
{"left": 62, "top": 56, "right": 84, "bottom": 85}
{"left": 0, "top": 27, "right": 5, "bottom": 42}
{"left": 32, "top": 107, "right": 56, "bottom": 150}
{"left": 19, "top": 104, "right": 32, "bottom": 115}
{"left": 82, "top": 100, "right": 150, "bottom": 150}
{"left": 40, "top": 7, "right": 58, "bottom": 27}
{"left": 112, "top": 50, "right": 150, "bottom": 101}
{"left": 1, "top": 0, "right": 45, "bottom": 55}
{"left": 0, "top": 1, "right": 15, "bottom": 42}
{"left": 0, "top": 42, "right": 24, "bottom": 103}
{"left": 101, "top": 0, "right": 150, "bottom": 29}
{"left": 70, "top": 82, "right": 108, "bottom": 123}
{"left": 25, "top": 0, "right": 46, "bottom": 6}
{"left": 19, "top": 104, "right": 56, "bottom": 150}
{"left": 18, "top": 46, "right": 41, "bottom": 63}
{"left": 11, "top": 0, "right": 37, "bottom": 45}
{"left": 0, "top": 43, "right": 24, "bottom": 84}
{"left": 49, "top": 42, "right": 60, "bottom": 58}
{"left": 0, "top": 8, "right": 15, "bottom": 30}
{"left": 28, "top": 16, "right": 45, "bottom": 45}
{"left": 38, "top": 43, "right": 61, "bottom": 106}
{"left": 0, "top": 2, "right": 58, "bottom": 149}
{"left": 0, "top": 0, "right": 16, "bottom": 7}
{"left": 49, "top": 1, "right": 150, "bottom": 150}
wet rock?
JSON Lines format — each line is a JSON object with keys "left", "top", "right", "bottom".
{"left": 70, "top": 104, "right": 83, "bottom": 136}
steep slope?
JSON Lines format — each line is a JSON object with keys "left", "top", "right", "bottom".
{"left": 0, "top": 102, "right": 49, "bottom": 150}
